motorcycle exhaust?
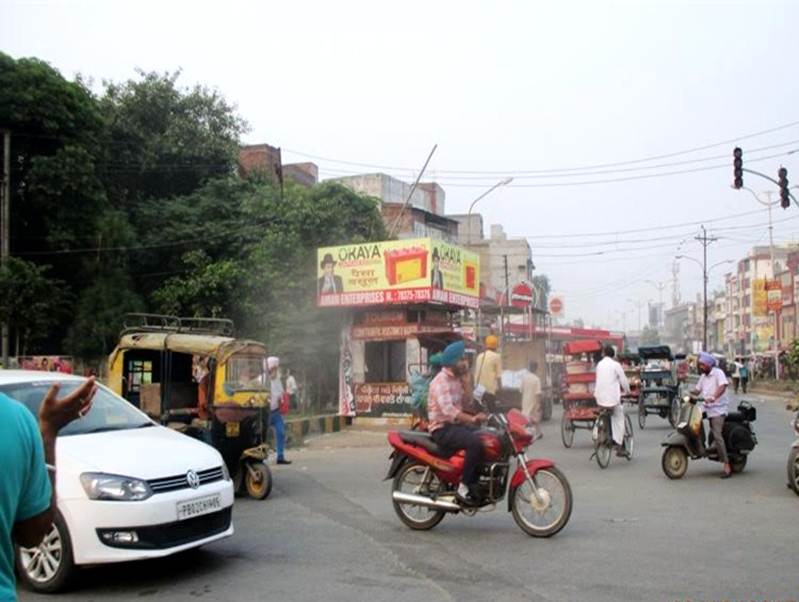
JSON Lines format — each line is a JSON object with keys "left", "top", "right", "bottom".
{"left": 392, "top": 491, "right": 461, "bottom": 512}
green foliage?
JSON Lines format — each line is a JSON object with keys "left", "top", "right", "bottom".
{"left": 532, "top": 274, "right": 551, "bottom": 309}
{"left": 0, "top": 258, "right": 64, "bottom": 353}
{"left": 639, "top": 325, "right": 661, "bottom": 346}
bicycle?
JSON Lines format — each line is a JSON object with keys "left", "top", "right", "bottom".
{"left": 592, "top": 406, "right": 634, "bottom": 469}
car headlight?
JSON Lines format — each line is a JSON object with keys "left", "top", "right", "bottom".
{"left": 80, "top": 473, "right": 153, "bottom": 501}
{"left": 220, "top": 463, "right": 231, "bottom": 482}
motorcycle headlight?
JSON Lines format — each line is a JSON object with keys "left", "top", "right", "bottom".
{"left": 80, "top": 473, "right": 152, "bottom": 501}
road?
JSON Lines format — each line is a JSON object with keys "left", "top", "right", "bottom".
{"left": 20, "top": 393, "right": 798, "bottom": 602}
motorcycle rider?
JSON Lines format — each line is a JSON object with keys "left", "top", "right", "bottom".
{"left": 693, "top": 351, "right": 732, "bottom": 478}
{"left": 594, "top": 345, "right": 630, "bottom": 456}
{"left": 427, "top": 340, "right": 487, "bottom": 505}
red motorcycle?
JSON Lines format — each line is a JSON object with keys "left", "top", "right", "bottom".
{"left": 385, "top": 404, "right": 573, "bottom": 537}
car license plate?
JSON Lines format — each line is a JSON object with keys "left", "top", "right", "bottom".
{"left": 225, "top": 421, "right": 240, "bottom": 437}
{"left": 176, "top": 494, "right": 222, "bottom": 521}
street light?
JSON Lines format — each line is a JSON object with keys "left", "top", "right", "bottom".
{"left": 466, "top": 177, "right": 514, "bottom": 244}
{"left": 675, "top": 255, "right": 733, "bottom": 350}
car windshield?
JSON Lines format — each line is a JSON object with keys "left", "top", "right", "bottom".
{"left": 0, "top": 380, "right": 153, "bottom": 436}
{"left": 225, "top": 355, "right": 268, "bottom": 391}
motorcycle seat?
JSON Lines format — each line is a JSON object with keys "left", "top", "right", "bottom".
{"left": 398, "top": 431, "right": 452, "bottom": 457}
{"left": 725, "top": 412, "right": 745, "bottom": 423}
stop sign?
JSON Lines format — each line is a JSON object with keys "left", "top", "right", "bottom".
{"left": 549, "top": 297, "right": 563, "bottom": 315}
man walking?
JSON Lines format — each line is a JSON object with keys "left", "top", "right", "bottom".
{"left": 474, "top": 335, "right": 502, "bottom": 398}
{"left": 594, "top": 345, "right": 630, "bottom": 456}
{"left": 267, "top": 357, "right": 291, "bottom": 465}
{"left": 520, "top": 360, "right": 543, "bottom": 439}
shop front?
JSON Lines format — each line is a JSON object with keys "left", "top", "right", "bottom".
{"left": 317, "top": 238, "right": 479, "bottom": 420}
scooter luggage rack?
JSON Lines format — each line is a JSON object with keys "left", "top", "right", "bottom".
{"left": 121, "top": 313, "right": 235, "bottom": 337}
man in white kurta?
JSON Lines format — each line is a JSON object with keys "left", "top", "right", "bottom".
{"left": 594, "top": 345, "right": 630, "bottom": 447}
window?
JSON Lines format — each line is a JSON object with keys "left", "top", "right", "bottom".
{"left": 365, "top": 341, "right": 406, "bottom": 382}
{"left": 127, "top": 360, "right": 153, "bottom": 393}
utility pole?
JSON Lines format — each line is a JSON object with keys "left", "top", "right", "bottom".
{"left": 1, "top": 130, "right": 10, "bottom": 369}
{"left": 501, "top": 254, "right": 510, "bottom": 340}
{"left": 695, "top": 225, "right": 718, "bottom": 350}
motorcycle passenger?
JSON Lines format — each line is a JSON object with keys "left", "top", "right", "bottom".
{"left": 594, "top": 345, "right": 631, "bottom": 456}
{"left": 693, "top": 351, "right": 732, "bottom": 479}
{"left": 427, "top": 340, "right": 487, "bottom": 505}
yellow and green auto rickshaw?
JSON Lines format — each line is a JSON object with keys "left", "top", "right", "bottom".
{"left": 108, "top": 314, "right": 273, "bottom": 499}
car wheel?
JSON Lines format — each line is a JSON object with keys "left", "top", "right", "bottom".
{"left": 16, "top": 512, "right": 75, "bottom": 593}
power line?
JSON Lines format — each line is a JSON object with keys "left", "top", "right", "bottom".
{"left": 285, "top": 118, "right": 799, "bottom": 175}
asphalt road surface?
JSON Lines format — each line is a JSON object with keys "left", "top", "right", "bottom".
{"left": 19, "top": 392, "right": 798, "bottom": 602}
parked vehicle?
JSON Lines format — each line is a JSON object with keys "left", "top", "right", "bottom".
{"left": 637, "top": 346, "right": 683, "bottom": 429}
{"left": 385, "top": 399, "right": 572, "bottom": 537}
{"left": 661, "top": 394, "right": 757, "bottom": 479}
{"left": 108, "top": 314, "right": 272, "bottom": 499}
{"left": 5, "top": 371, "right": 234, "bottom": 593}
{"left": 787, "top": 409, "right": 799, "bottom": 495}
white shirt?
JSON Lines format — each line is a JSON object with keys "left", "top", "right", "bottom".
{"left": 594, "top": 356, "right": 630, "bottom": 408}
{"left": 520, "top": 370, "right": 542, "bottom": 419}
{"left": 286, "top": 375, "right": 298, "bottom": 395}
{"left": 270, "top": 376, "right": 284, "bottom": 411}
{"left": 697, "top": 367, "right": 729, "bottom": 418}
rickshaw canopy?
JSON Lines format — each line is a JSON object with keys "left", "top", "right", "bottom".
{"left": 638, "top": 346, "right": 673, "bottom": 361}
{"left": 109, "top": 332, "right": 267, "bottom": 365}
{"left": 562, "top": 339, "right": 603, "bottom": 356}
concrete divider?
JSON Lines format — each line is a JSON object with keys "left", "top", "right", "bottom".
{"left": 284, "top": 414, "right": 349, "bottom": 445}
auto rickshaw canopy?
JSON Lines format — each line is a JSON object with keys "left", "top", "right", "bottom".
{"left": 109, "top": 332, "right": 267, "bottom": 365}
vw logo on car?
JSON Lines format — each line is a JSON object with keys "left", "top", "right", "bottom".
{"left": 186, "top": 469, "right": 201, "bottom": 489}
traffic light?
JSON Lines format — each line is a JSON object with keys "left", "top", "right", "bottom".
{"left": 733, "top": 147, "right": 743, "bottom": 189}
{"left": 779, "top": 167, "right": 790, "bottom": 209}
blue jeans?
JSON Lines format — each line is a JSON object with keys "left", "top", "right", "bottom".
{"left": 269, "top": 411, "right": 286, "bottom": 460}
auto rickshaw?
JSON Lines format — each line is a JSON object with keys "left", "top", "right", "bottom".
{"left": 107, "top": 314, "right": 273, "bottom": 499}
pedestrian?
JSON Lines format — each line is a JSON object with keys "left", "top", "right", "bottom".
{"left": 474, "top": 335, "right": 502, "bottom": 399}
{"left": 739, "top": 360, "right": 749, "bottom": 394}
{"left": 520, "top": 360, "right": 543, "bottom": 439}
{"left": 267, "top": 357, "right": 291, "bottom": 465}
{"left": 1, "top": 377, "right": 97, "bottom": 600}
{"left": 732, "top": 359, "right": 741, "bottom": 394}
{"left": 285, "top": 368, "right": 299, "bottom": 411}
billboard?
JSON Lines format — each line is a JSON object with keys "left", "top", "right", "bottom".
{"left": 753, "top": 278, "right": 782, "bottom": 316}
{"left": 317, "top": 238, "right": 479, "bottom": 309}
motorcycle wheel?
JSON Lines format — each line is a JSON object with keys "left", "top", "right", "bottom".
{"left": 560, "top": 414, "right": 574, "bottom": 448}
{"left": 245, "top": 462, "right": 273, "bottom": 500}
{"left": 730, "top": 455, "right": 747, "bottom": 474}
{"left": 662, "top": 445, "right": 688, "bottom": 479}
{"left": 668, "top": 396, "right": 680, "bottom": 428}
{"left": 510, "top": 467, "right": 573, "bottom": 538}
{"left": 638, "top": 400, "right": 646, "bottom": 429}
{"left": 787, "top": 448, "right": 799, "bottom": 495}
{"left": 392, "top": 462, "right": 446, "bottom": 531}
{"left": 594, "top": 415, "right": 611, "bottom": 469}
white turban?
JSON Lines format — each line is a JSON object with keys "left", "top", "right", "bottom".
{"left": 267, "top": 356, "right": 280, "bottom": 370}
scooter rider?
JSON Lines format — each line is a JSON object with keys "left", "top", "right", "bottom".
{"left": 693, "top": 351, "right": 732, "bottom": 479}
{"left": 427, "top": 340, "right": 487, "bottom": 505}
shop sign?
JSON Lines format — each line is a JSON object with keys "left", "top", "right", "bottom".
{"left": 317, "top": 238, "right": 479, "bottom": 309}
{"left": 354, "top": 382, "right": 413, "bottom": 417}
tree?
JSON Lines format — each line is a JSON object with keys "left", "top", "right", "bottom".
{"left": 0, "top": 258, "right": 64, "bottom": 355}
{"left": 639, "top": 325, "right": 661, "bottom": 346}
{"left": 532, "top": 274, "right": 551, "bottom": 310}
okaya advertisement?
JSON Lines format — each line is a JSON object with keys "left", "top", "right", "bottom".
{"left": 317, "top": 238, "right": 480, "bottom": 309}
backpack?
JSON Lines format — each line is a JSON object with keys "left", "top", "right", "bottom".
{"left": 410, "top": 371, "right": 432, "bottom": 415}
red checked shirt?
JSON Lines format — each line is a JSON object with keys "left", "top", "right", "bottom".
{"left": 427, "top": 367, "right": 464, "bottom": 432}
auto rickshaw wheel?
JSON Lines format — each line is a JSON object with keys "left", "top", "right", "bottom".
{"left": 245, "top": 462, "right": 273, "bottom": 500}
{"left": 787, "top": 448, "right": 799, "bottom": 495}
{"left": 662, "top": 445, "right": 688, "bottom": 479}
{"left": 560, "top": 413, "right": 574, "bottom": 448}
{"left": 638, "top": 400, "right": 646, "bottom": 429}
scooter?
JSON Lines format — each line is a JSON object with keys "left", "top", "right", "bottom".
{"left": 661, "top": 394, "right": 757, "bottom": 479}
{"left": 787, "top": 409, "right": 799, "bottom": 495}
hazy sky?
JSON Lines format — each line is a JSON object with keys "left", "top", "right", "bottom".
{"left": 3, "top": 0, "right": 799, "bottom": 329}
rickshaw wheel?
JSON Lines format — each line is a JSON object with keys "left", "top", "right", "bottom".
{"left": 637, "top": 400, "right": 646, "bottom": 429}
{"left": 662, "top": 446, "right": 688, "bottom": 479}
{"left": 245, "top": 462, "right": 273, "bottom": 500}
{"left": 787, "top": 448, "right": 799, "bottom": 495}
{"left": 668, "top": 396, "right": 680, "bottom": 427}
{"left": 560, "top": 413, "right": 574, "bottom": 448}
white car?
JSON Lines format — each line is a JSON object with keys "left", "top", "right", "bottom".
{"left": 3, "top": 371, "right": 235, "bottom": 593}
